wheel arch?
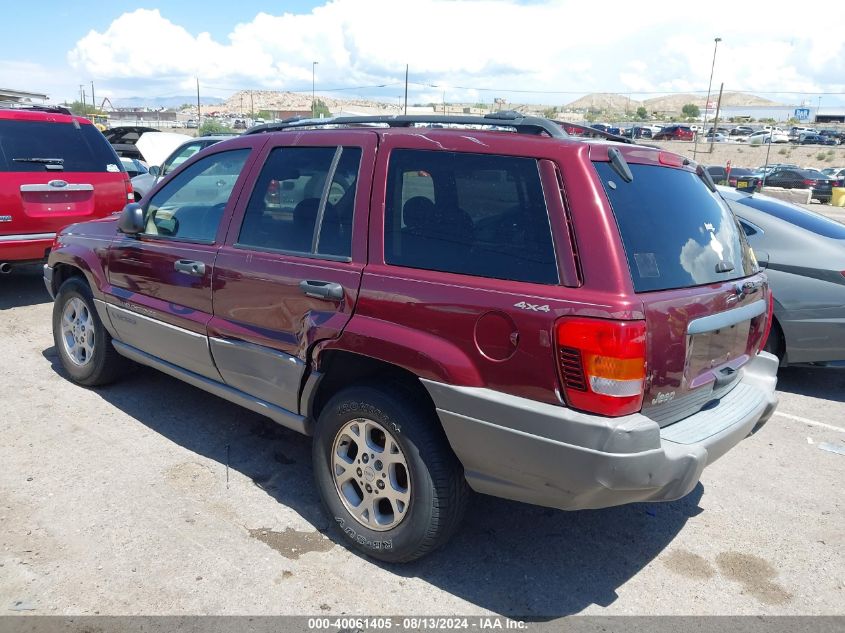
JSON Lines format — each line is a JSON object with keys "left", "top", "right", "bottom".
{"left": 305, "top": 349, "right": 439, "bottom": 426}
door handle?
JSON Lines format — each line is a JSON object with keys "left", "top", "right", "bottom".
{"left": 299, "top": 279, "right": 344, "bottom": 301}
{"left": 174, "top": 260, "right": 206, "bottom": 276}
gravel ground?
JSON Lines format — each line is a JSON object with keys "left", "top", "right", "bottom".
{"left": 0, "top": 265, "right": 843, "bottom": 619}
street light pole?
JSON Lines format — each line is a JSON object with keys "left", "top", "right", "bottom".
{"left": 693, "top": 36, "right": 721, "bottom": 159}
{"left": 312, "top": 61, "right": 318, "bottom": 118}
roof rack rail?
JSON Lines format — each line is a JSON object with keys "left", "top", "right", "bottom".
{"left": 554, "top": 121, "right": 634, "bottom": 144}
{"left": 245, "top": 110, "right": 568, "bottom": 138}
{"left": 0, "top": 103, "right": 73, "bottom": 116}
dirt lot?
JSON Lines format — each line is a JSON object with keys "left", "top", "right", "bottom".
{"left": 653, "top": 139, "right": 845, "bottom": 172}
{"left": 1, "top": 263, "right": 843, "bottom": 619}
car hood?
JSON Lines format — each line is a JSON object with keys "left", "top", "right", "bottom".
{"left": 136, "top": 132, "right": 192, "bottom": 167}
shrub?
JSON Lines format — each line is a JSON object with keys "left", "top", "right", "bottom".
{"left": 198, "top": 119, "right": 227, "bottom": 135}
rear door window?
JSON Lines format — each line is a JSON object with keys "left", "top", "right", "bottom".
{"left": 0, "top": 120, "right": 121, "bottom": 173}
{"left": 385, "top": 150, "right": 558, "bottom": 284}
{"left": 594, "top": 161, "right": 755, "bottom": 292}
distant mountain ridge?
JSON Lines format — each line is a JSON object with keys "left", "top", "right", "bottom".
{"left": 111, "top": 95, "right": 224, "bottom": 109}
{"left": 564, "top": 91, "right": 782, "bottom": 113}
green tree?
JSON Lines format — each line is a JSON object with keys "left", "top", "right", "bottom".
{"left": 198, "top": 119, "right": 227, "bottom": 135}
{"left": 543, "top": 106, "right": 559, "bottom": 119}
{"left": 681, "top": 103, "right": 700, "bottom": 118}
{"left": 312, "top": 99, "right": 331, "bottom": 118}
{"left": 636, "top": 106, "right": 648, "bottom": 120}
{"left": 257, "top": 110, "right": 273, "bottom": 120}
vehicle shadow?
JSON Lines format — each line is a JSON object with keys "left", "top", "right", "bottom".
{"left": 0, "top": 264, "right": 52, "bottom": 310}
{"left": 776, "top": 365, "right": 845, "bottom": 404}
{"left": 42, "top": 346, "right": 702, "bottom": 618}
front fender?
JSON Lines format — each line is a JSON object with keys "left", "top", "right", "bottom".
{"left": 48, "top": 242, "right": 109, "bottom": 300}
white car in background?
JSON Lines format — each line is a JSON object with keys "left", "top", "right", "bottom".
{"left": 130, "top": 134, "right": 231, "bottom": 201}
{"left": 748, "top": 130, "right": 789, "bottom": 145}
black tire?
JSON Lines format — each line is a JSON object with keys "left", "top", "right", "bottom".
{"left": 312, "top": 383, "right": 469, "bottom": 563}
{"left": 52, "top": 277, "right": 131, "bottom": 386}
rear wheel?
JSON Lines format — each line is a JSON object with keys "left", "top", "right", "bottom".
{"left": 312, "top": 384, "right": 469, "bottom": 562}
{"left": 52, "top": 277, "right": 131, "bottom": 386}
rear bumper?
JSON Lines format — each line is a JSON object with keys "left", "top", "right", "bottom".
{"left": 422, "top": 352, "right": 778, "bottom": 511}
{"left": 0, "top": 233, "right": 55, "bottom": 263}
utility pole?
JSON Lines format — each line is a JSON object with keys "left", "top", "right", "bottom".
{"left": 404, "top": 64, "right": 409, "bottom": 115}
{"left": 709, "top": 82, "right": 724, "bottom": 153}
{"left": 694, "top": 36, "right": 721, "bottom": 159}
{"left": 312, "top": 61, "right": 318, "bottom": 117}
{"left": 196, "top": 77, "right": 201, "bottom": 127}
{"left": 90, "top": 81, "right": 96, "bottom": 114}
{"left": 78, "top": 85, "right": 85, "bottom": 115}
{"left": 249, "top": 90, "right": 254, "bottom": 119}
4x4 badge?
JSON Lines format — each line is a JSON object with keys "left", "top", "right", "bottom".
{"left": 514, "top": 301, "right": 550, "bottom": 312}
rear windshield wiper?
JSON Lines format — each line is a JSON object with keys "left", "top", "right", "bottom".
{"left": 12, "top": 157, "right": 65, "bottom": 170}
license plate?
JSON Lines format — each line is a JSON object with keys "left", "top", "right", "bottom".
{"left": 737, "top": 182, "right": 748, "bottom": 189}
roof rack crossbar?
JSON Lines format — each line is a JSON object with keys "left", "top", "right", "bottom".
{"left": 245, "top": 111, "right": 568, "bottom": 138}
{"left": 0, "top": 103, "right": 73, "bottom": 115}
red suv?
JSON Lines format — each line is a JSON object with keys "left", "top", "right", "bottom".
{"left": 653, "top": 125, "right": 696, "bottom": 141}
{"left": 0, "top": 106, "right": 132, "bottom": 271}
{"left": 44, "top": 114, "right": 778, "bottom": 562}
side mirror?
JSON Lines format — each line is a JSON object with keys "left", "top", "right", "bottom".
{"left": 117, "top": 203, "right": 146, "bottom": 235}
{"left": 148, "top": 165, "right": 161, "bottom": 177}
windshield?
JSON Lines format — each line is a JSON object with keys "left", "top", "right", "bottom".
{"left": 594, "top": 162, "right": 756, "bottom": 292}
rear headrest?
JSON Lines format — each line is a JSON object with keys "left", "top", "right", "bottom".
{"left": 403, "top": 196, "right": 435, "bottom": 230}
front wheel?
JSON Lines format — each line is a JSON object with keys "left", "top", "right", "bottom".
{"left": 312, "top": 384, "right": 469, "bottom": 563}
{"left": 52, "top": 277, "right": 131, "bottom": 386}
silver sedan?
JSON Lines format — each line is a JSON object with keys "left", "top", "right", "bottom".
{"left": 719, "top": 186, "right": 845, "bottom": 366}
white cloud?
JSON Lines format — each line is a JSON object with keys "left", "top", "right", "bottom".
{"left": 63, "top": 1, "right": 845, "bottom": 104}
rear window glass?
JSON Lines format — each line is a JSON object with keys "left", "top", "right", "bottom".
{"left": 0, "top": 120, "right": 121, "bottom": 173}
{"left": 727, "top": 193, "right": 845, "bottom": 240}
{"left": 385, "top": 150, "right": 558, "bottom": 285}
{"left": 594, "top": 162, "right": 755, "bottom": 292}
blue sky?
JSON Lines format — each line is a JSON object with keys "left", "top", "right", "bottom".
{"left": 3, "top": 0, "right": 844, "bottom": 108}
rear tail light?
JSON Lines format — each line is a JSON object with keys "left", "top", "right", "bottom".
{"left": 125, "top": 177, "right": 134, "bottom": 202}
{"left": 803, "top": 179, "right": 817, "bottom": 186}
{"left": 555, "top": 318, "right": 647, "bottom": 417}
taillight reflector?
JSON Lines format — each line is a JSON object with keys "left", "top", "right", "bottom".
{"left": 555, "top": 318, "right": 647, "bottom": 417}
{"left": 125, "top": 177, "right": 134, "bottom": 201}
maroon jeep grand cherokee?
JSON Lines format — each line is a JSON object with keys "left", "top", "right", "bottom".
{"left": 45, "top": 114, "right": 778, "bottom": 562}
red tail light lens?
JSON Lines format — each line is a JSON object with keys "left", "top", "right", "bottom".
{"left": 555, "top": 318, "right": 647, "bottom": 417}
{"left": 125, "top": 177, "right": 134, "bottom": 202}
{"left": 803, "top": 179, "right": 816, "bottom": 186}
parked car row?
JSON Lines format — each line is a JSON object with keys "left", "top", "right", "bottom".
{"left": 706, "top": 163, "right": 844, "bottom": 202}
